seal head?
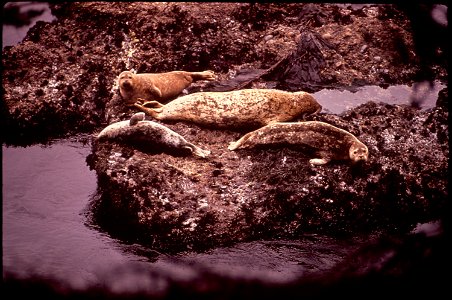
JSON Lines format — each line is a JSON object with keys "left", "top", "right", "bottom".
{"left": 349, "top": 142, "right": 369, "bottom": 163}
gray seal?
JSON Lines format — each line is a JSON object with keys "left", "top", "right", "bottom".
{"left": 97, "top": 112, "right": 210, "bottom": 158}
{"left": 228, "top": 121, "right": 368, "bottom": 165}
{"left": 133, "top": 89, "right": 322, "bottom": 129}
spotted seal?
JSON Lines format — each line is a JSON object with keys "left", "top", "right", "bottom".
{"left": 228, "top": 121, "right": 368, "bottom": 165}
{"left": 97, "top": 112, "right": 210, "bottom": 158}
{"left": 118, "top": 70, "right": 215, "bottom": 106}
{"left": 133, "top": 89, "right": 322, "bottom": 129}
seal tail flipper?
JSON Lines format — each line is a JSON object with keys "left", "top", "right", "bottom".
{"left": 301, "top": 104, "right": 322, "bottom": 120}
{"left": 228, "top": 141, "right": 239, "bottom": 151}
{"left": 190, "top": 70, "right": 216, "bottom": 81}
{"left": 313, "top": 104, "right": 322, "bottom": 114}
{"left": 228, "top": 131, "right": 254, "bottom": 150}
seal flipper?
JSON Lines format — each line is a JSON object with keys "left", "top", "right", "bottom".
{"left": 309, "top": 158, "right": 330, "bottom": 165}
{"left": 309, "top": 150, "right": 332, "bottom": 165}
{"left": 228, "top": 131, "right": 254, "bottom": 150}
{"left": 148, "top": 83, "right": 163, "bottom": 98}
{"left": 141, "top": 100, "right": 164, "bottom": 109}
{"left": 183, "top": 144, "right": 210, "bottom": 158}
{"left": 134, "top": 102, "right": 164, "bottom": 118}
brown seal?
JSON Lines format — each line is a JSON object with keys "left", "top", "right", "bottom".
{"left": 118, "top": 70, "right": 216, "bottom": 106}
{"left": 133, "top": 89, "right": 322, "bottom": 129}
{"left": 96, "top": 112, "right": 210, "bottom": 158}
{"left": 228, "top": 121, "right": 369, "bottom": 165}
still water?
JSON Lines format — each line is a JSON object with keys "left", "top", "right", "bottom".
{"left": 2, "top": 2, "right": 56, "bottom": 48}
{"left": 2, "top": 137, "right": 149, "bottom": 290}
{"left": 313, "top": 80, "right": 444, "bottom": 114}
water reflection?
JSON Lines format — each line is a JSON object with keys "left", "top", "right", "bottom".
{"left": 2, "top": 138, "right": 149, "bottom": 289}
{"left": 313, "top": 81, "right": 445, "bottom": 114}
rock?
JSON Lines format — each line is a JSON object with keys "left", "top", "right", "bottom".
{"left": 360, "top": 44, "right": 368, "bottom": 53}
{"left": 1, "top": 3, "right": 447, "bottom": 145}
{"left": 86, "top": 96, "right": 448, "bottom": 252}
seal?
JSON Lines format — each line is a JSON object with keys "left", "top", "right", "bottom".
{"left": 118, "top": 70, "right": 216, "bottom": 106}
{"left": 228, "top": 121, "right": 368, "bottom": 165}
{"left": 96, "top": 112, "right": 210, "bottom": 158}
{"left": 133, "top": 89, "right": 322, "bottom": 129}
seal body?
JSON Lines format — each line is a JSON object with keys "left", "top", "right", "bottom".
{"left": 134, "top": 89, "right": 322, "bottom": 129}
{"left": 97, "top": 112, "right": 210, "bottom": 158}
{"left": 119, "top": 70, "right": 216, "bottom": 105}
{"left": 228, "top": 121, "right": 368, "bottom": 165}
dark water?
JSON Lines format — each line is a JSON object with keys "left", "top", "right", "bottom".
{"left": 2, "top": 138, "right": 149, "bottom": 290}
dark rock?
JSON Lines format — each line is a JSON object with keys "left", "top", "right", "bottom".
{"left": 1, "top": 0, "right": 448, "bottom": 252}
{"left": 3, "top": 3, "right": 446, "bottom": 145}
{"left": 86, "top": 99, "right": 448, "bottom": 253}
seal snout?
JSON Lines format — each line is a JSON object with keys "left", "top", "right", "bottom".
{"left": 118, "top": 71, "right": 134, "bottom": 91}
{"left": 121, "top": 80, "right": 133, "bottom": 90}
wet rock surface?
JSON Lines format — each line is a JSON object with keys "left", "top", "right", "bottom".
{"left": 2, "top": 2, "right": 449, "bottom": 298}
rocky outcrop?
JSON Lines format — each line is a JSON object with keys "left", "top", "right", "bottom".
{"left": 86, "top": 88, "right": 448, "bottom": 252}
{"left": 2, "top": 0, "right": 448, "bottom": 254}
{"left": 2, "top": 3, "right": 446, "bottom": 145}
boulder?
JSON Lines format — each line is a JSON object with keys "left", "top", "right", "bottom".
{"left": 86, "top": 88, "right": 448, "bottom": 252}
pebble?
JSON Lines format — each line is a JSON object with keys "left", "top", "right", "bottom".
{"left": 263, "top": 34, "right": 274, "bottom": 42}
{"left": 360, "top": 44, "right": 368, "bottom": 53}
